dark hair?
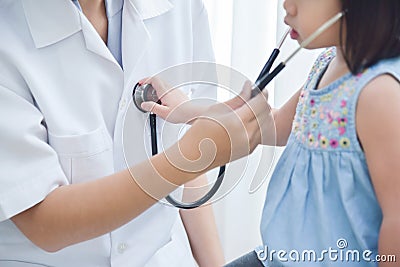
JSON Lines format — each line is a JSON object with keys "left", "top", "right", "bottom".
{"left": 340, "top": 0, "right": 400, "bottom": 74}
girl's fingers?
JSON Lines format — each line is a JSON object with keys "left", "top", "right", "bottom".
{"left": 138, "top": 77, "right": 151, "bottom": 85}
{"left": 138, "top": 76, "right": 169, "bottom": 98}
{"left": 141, "top": 101, "right": 169, "bottom": 118}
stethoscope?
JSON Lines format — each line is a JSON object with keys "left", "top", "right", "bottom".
{"left": 132, "top": 83, "right": 226, "bottom": 209}
{"left": 132, "top": 11, "right": 344, "bottom": 209}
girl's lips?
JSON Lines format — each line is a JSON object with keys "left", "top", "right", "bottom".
{"left": 290, "top": 28, "right": 299, "bottom": 39}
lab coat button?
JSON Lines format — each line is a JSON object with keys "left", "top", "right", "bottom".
{"left": 119, "top": 99, "right": 127, "bottom": 110}
{"left": 117, "top": 243, "right": 128, "bottom": 254}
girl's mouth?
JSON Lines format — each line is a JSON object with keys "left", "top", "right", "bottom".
{"left": 290, "top": 28, "right": 299, "bottom": 39}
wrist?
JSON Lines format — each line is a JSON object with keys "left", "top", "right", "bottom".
{"left": 174, "top": 117, "right": 234, "bottom": 171}
{"left": 184, "top": 103, "right": 209, "bottom": 124}
{"left": 161, "top": 135, "right": 210, "bottom": 181}
{"left": 128, "top": 157, "right": 180, "bottom": 201}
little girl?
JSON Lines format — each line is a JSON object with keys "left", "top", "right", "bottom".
{"left": 144, "top": 0, "right": 400, "bottom": 266}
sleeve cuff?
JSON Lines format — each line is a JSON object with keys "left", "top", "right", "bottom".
{"left": 0, "top": 164, "right": 68, "bottom": 222}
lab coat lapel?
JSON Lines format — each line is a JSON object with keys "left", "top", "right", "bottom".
{"left": 78, "top": 12, "right": 120, "bottom": 68}
{"left": 23, "top": 0, "right": 120, "bottom": 68}
{"left": 22, "top": 0, "right": 81, "bottom": 48}
{"left": 131, "top": 0, "right": 174, "bottom": 20}
{"left": 122, "top": 0, "right": 150, "bottom": 87}
{"left": 122, "top": 0, "right": 174, "bottom": 88}
{"left": 23, "top": 0, "right": 174, "bottom": 86}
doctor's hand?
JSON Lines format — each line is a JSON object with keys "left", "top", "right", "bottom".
{"left": 139, "top": 76, "right": 262, "bottom": 125}
{"left": 162, "top": 82, "right": 275, "bottom": 174}
{"left": 139, "top": 77, "right": 207, "bottom": 124}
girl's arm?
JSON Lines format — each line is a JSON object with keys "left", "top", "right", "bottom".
{"left": 180, "top": 175, "right": 225, "bottom": 266}
{"left": 271, "top": 88, "right": 302, "bottom": 146}
{"left": 357, "top": 74, "right": 400, "bottom": 266}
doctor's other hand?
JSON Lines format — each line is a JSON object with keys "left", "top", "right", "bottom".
{"left": 163, "top": 82, "right": 275, "bottom": 174}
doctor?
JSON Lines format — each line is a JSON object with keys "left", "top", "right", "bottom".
{"left": 0, "top": 0, "right": 224, "bottom": 266}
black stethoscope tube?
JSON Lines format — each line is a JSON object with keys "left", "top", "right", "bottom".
{"left": 251, "top": 29, "right": 290, "bottom": 97}
{"left": 256, "top": 48, "right": 280, "bottom": 82}
{"left": 149, "top": 113, "right": 158, "bottom": 156}
{"left": 134, "top": 85, "right": 226, "bottom": 209}
{"left": 252, "top": 62, "right": 286, "bottom": 96}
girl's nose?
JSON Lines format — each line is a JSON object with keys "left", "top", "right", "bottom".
{"left": 283, "top": 0, "right": 297, "bottom": 17}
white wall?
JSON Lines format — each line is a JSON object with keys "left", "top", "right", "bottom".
{"left": 203, "top": 0, "right": 276, "bottom": 263}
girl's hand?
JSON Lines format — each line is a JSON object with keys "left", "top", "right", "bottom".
{"left": 139, "top": 77, "right": 207, "bottom": 124}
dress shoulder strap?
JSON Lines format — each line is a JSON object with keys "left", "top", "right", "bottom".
{"left": 303, "top": 47, "right": 336, "bottom": 91}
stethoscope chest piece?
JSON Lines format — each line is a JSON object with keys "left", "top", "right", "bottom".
{"left": 132, "top": 83, "right": 160, "bottom": 113}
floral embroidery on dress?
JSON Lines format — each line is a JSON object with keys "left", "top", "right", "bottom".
{"left": 292, "top": 48, "right": 370, "bottom": 150}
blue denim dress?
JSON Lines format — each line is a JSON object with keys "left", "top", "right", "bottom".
{"left": 256, "top": 48, "right": 400, "bottom": 266}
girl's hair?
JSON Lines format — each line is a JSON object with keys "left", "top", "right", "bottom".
{"left": 340, "top": 0, "right": 400, "bottom": 74}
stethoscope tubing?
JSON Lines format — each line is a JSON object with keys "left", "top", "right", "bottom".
{"left": 149, "top": 112, "right": 226, "bottom": 209}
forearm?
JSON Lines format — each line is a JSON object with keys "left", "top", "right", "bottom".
{"left": 272, "top": 108, "right": 291, "bottom": 146}
{"left": 13, "top": 169, "right": 150, "bottom": 252}
{"left": 378, "top": 217, "right": 400, "bottom": 266}
{"left": 180, "top": 176, "right": 225, "bottom": 266}
{"left": 11, "top": 103, "right": 251, "bottom": 252}
{"left": 12, "top": 152, "right": 201, "bottom": 252}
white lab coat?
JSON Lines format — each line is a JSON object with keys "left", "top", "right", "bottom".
{"left": 0, "top": 0, "right": 215, "bottom": 266}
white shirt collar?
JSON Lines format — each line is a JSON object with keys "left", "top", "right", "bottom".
{"left": 70, "top": 0, "right": 173, "bottom": 19}
{"left": 131, "top": 0, "right": 173, "bottom": 20}
{"left": 22, "top": 0, "right": 174, "bottom": 48}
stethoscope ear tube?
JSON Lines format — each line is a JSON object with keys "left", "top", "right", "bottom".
{"left": 251, "top": 62, "right": 286, "bottom": 97}
{"left": 256, "top": 48, "right": 280, "bottom": 82}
